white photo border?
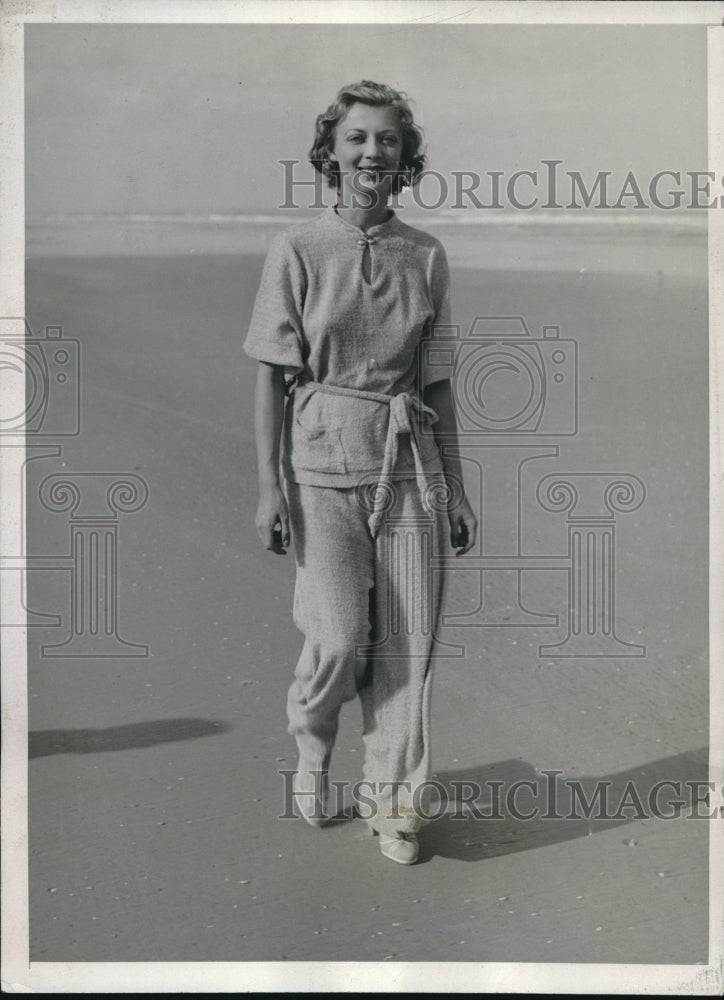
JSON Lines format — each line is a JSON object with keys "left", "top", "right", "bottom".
{"left": 1, "top": 1, "right": 722, "bottom": 994}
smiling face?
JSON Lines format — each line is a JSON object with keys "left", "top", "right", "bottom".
{"left": 330, "top": 102, "right": 403, "bottom": 207}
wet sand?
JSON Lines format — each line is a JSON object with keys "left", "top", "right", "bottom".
{"left": 24, "top": 229, "right": 709, "bottom": 964}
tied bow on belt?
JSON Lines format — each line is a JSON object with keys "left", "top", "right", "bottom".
{"left": 292, "top": 379, "right": 440, "bottom": 538}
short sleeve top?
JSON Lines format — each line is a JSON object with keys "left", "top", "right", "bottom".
{"left": 244, "top": 207, "right": 455, "bottom": 486}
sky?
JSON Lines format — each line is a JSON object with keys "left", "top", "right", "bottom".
{"left": 24, "top": 22, "right": 707, "bottom": 217}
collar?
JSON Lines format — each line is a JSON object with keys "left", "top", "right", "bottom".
{"left": 327, "top": 204, "right": 401, "bottom": 239}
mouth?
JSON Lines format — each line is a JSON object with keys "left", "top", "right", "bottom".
{"left": 355, "top": 168, "right": 390, "bottom": 185}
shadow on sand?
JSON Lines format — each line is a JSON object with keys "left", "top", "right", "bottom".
{"left": 29, "top": 718, "right": 231, "bottom": 758}
{"left": 419, "top": 747, "right": 710, "bottom": 863}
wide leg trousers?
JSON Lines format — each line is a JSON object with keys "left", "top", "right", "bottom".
{"left": 285, "top": 476, "right": 447, "bottom": 836}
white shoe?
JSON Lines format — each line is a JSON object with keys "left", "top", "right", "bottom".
{"left": 372, "top": 828, "right": 419, "bottom": 865}
{"left": 293, "top": 761, "right": 329, "bottom": 828}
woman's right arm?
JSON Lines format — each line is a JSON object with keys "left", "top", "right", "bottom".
{"left": 253, "top": 361, "right": 290, "bottom": 555}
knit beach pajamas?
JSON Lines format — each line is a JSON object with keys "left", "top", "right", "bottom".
{"left": 244, "top": 207, "right": 454, "bottom": 835}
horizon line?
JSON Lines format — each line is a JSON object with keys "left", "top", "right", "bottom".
{"left": 26, "top": 210, "right": 708, "bottom": 229}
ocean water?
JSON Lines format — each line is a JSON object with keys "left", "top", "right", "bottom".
{"left": 25, "top": 210, "right": 708, "bottom": 279}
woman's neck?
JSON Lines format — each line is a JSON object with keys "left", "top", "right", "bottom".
{"left": 335, "top": 192, "right": 392, "bottom": 232}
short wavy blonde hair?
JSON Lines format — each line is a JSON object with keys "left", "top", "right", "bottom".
{"left": 309, "top": 80, "right": 426, "bottom": 194}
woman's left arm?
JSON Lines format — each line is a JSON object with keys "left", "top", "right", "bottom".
{"left": 422, "top": 378, "right": 478, "bottom": 556}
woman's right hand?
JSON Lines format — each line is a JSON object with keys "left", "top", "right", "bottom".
{"left": 255, "top": 484, "right": 291, "bottom": 555}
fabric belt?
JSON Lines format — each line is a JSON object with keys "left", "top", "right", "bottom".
{"left": 292, "top": 378, "right": 440, "bottom": 537}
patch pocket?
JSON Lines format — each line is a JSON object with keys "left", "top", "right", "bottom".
{"left": 292, "top": 391, "right": 348, "bottom": 474}
{"left": 338, "top": 400, "right": 388, "bottom": 472}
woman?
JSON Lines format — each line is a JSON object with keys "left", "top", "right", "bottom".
{"left": 245, "top": 81, "right": 477, "bottom": 865}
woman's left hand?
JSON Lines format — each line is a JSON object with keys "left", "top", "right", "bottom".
{"left": 449, "top": 497, "right": 478, "bottom": 556}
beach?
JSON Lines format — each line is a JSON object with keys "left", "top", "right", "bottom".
{"left": 23, "top": 217, "right": 710, "bottom": 963}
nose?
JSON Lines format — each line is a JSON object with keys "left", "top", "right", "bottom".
{"left": 361, "top": 136, "right": 383, "bottom": 162}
